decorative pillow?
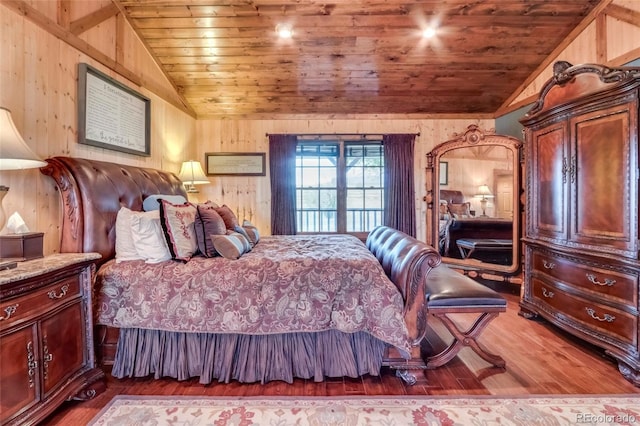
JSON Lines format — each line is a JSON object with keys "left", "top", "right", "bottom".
{"left": 215, "top": 205, "right": 239, "bottom": 230}
{"left": 241, "top": 220, "right": 260, "bottom": 246}
{"left": 159, "top": 199, "right": 198, "bottom": 261}
{"left": 201, "top": 200, "right": 220, "bottom": 208}
{"left": 439, "top": 201, "right": 448, "bottom": 220}
{"left": 194, "top": 203, "right": 227, "bottom": 257}
{"left": 130, "top": 210, "right": 172, "bottom": 263}
{"left": 143, "top": 194, "right": 188, "bottom": 212}
{"left": 115, "top": 207, "right": 143, "bottom": 262}
{"left": 211, "top": 233, "right": 249, "bottom": 260}
{"left": 230, "top": 229, "right": 252, "bottom": 252}
{"left": 448, "top": 202, "right": 472, "bottom": 218}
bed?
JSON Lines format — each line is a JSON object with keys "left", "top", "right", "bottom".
{"left": 41, "top": 156, "right": 441, "bottom": 385}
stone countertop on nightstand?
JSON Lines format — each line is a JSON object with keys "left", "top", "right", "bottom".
{"left": 0, "top": 253, "right": 102, "bottom": 285}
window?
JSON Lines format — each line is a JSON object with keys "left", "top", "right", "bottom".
{"left": 296, "top": 140, "right": 384, "bottom": 234}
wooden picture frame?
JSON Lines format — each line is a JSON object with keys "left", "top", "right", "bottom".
{"left": 205, "top": 152, "right": 266, "bottom": 176}
{"left": 439, "top": 161, "right": 448, "bottom": 185}
{"left": 77, "top": 63, "right": 151, "bottom": 156}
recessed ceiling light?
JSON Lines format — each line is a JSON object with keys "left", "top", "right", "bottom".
{"left": 276, "top": 24, "right": 293, "bottom": 39}
{"left": 422, "top": 27, "right": 437, "bottom": 39}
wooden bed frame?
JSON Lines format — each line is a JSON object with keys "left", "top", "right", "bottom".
{"left": 41, "top": 156, "right": 442, "bottom": 384}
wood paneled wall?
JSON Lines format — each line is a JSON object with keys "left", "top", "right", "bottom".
{"left": 194, "top": 118, "right": 495, "bottom": 241}
{"left": 0, "top": 1, "right": 197, "bottom": 255}
{"left": 512, "top": 0, "right": 640, "bottom": 105}
{"left": 2, "top": 0, "right": 638, "bottom": 254}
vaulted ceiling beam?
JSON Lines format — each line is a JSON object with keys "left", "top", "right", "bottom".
{"left": 69, "top": 2, "right": 119, "bottom": 36}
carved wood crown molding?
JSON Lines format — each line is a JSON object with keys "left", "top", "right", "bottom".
{"left": 525, "top": 61, "right": 640, "bottom": 118}
{"left": 450, "top": 124, "right": 496, "bottom": 145}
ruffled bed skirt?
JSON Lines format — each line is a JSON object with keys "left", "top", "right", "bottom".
{"left": 112, "top": 328, "right": 387, "bottom": 384}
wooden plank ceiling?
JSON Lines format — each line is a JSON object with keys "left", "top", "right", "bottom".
{"left": 114, "top": 0, "right": 603, "bottom": 118}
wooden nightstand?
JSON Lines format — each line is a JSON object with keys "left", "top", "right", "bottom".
{"left": 0, "top": 253, "right": 105, "bottom": 425}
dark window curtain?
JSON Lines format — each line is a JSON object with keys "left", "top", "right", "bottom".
{"left": 383, "top": 134, "right": 416, "bottom": 237}
{"left": 269, "top": 134, "right": 298, "bottom": 235}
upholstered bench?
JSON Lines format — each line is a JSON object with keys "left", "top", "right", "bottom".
{"left": 424, "top": 265, "right": 507, "bottom": 369}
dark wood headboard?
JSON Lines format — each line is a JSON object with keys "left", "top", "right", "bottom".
{"left": 41, "top": 157, "right": 187, "bottom": 266}
{"left": 439, "top": 189, "right": 465, "bottom": 204}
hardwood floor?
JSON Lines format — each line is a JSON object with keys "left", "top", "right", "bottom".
{"left": 44, "top": 292, "right": 640, "bottom": 425}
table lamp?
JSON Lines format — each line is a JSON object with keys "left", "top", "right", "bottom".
{"left": 0, "top": 107, "right": 47, "bottom": 232}
{"left": 475, "top": 184, "right": 493, "bottom": 217}
{"left": 178, "top": 160, "right": 210, "bottom": 193}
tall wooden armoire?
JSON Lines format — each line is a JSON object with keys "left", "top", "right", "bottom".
{"left": 520, "top": 61, "right": 640, "bottom": 386}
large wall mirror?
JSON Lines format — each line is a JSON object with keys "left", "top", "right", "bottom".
{"left": 426, "top": 125, "right": 523, "bottom": 283}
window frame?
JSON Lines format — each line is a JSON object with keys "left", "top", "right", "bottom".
{"left": 295, "top": 139, "right": 384, "bottom": 239}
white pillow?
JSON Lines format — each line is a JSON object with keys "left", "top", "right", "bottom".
{"left": 130, "top": 211, "right": 172, "bottom": 264}
{"left": 115, "top": 207, "right": 142, "bottom": 262}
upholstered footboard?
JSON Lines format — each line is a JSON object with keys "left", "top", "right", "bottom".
{"left": 366, "top": 226, "right": 442, "bottom": 383}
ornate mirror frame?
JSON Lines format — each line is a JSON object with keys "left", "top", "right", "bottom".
{"left": 425, "top": 125, "right": 524, "bottom": 283}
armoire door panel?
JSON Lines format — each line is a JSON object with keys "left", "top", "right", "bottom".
{"left": 530, "top": 122, "right": 569, "bottom": 240}
{"left": 571, "top": 103, "right": 635, "bottom": 254}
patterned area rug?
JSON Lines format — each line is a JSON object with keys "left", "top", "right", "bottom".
{"left": 89, "top": 395, "right": 640, "bottom": 425}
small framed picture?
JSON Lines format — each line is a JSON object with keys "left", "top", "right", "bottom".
{"left": 439, "top": 161, "right": 448, "bottom": 185}
{"left": 205, "top": 152, "right": 266, "bottom": 176}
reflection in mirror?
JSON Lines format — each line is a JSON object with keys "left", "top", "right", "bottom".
{"left": 426, "top": 125, "right": 523, "bottom": 283}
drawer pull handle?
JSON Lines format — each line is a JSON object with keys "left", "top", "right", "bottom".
{"left": 585, "top": 307, "right": 615, "bottom": 323}
{"left": 0, "top": 304, "right": 19, "bottom": 320}
{"left": 542, "top": 260, "right": 555, "bottom": 269}
{"left": 586, "top": 273, "right": 616, "bottom": 287}
{"left": 43, "top": 338, "right": 53, "bottom": 381}
{"left": 48, "top": 284, "right": 69, "bottom": 299}
{"left": 27, "top": 341, "right": 36, "bottom": 388}
{"left": 542, "top": 287, "right": 554, "bottom": 298}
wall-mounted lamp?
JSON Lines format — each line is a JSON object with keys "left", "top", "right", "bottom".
{"left": 475, "top": 184, "right": 494, "bottom": 217}
{"left": 0, "top": 107, "right": 47, "bottom": 232}
{"left": 178, "top": 160, "right": 210, "bottom": 193}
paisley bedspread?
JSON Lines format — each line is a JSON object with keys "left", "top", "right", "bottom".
{"left": 96, "top": 234, "right": 411, "bottom": 356}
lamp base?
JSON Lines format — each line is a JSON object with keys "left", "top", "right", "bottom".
{"left": 184, "top": 184, "right": 199, "bottom": 193}
{"left": 0, "top": 185, "right": 8, "bottom": 234}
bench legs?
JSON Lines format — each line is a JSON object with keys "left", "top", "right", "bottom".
{"left": 426, "top": 308, "right": 506, "bottom": 369}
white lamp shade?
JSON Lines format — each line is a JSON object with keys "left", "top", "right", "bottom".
{"left": 178, "top": 160, "right": 210, "bottom": 185}
{"left": 0, "top": 107, "right": 47, "bottom": 170}
{"left": 476, "top": 184, "right": 493, "bottom": 197}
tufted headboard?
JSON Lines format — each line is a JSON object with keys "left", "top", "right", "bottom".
{"left": 439, "top": 189, "right": 465, "bottom": 204}
{"left": 41, "top": 156, "right": 187, "bottom": 266}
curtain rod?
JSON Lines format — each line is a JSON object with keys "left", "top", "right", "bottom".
{"left": 265, "top": 132, "right": 420, "bottom": 137}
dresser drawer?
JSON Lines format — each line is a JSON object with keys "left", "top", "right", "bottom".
{"left": 531, "top": 277, "right": 637, "bottom": 346}
{"left": 531, "top": 250, "right": 637, "bottom": 306}
{"left": 0, "top": 275, "right": 81, "bottom": 330}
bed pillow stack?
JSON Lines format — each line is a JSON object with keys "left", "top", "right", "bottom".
{"left": 116, "top": 195, "right": 261, "bottom": 262}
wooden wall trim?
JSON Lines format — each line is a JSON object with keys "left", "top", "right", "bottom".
{"left": 110, "top": 0, "right": 192, "bottom": 117}
{"left": 69, "top": 3, "right": 118, "bottom": 36}
{"left": 1, "top": 0, "right": 195, "bottom": 118}
{"left": 596, "top": 13, "right": 607, "bottom": 63}
{"left": 604, "top": 3, "right": 640, "bottom": 27}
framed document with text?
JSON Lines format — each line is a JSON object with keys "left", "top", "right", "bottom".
{"left": 77, "top": 63, "right": 150, "bottom": 156}
{"left": 205, "top": 152, "right": 266, "bottom": 176}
